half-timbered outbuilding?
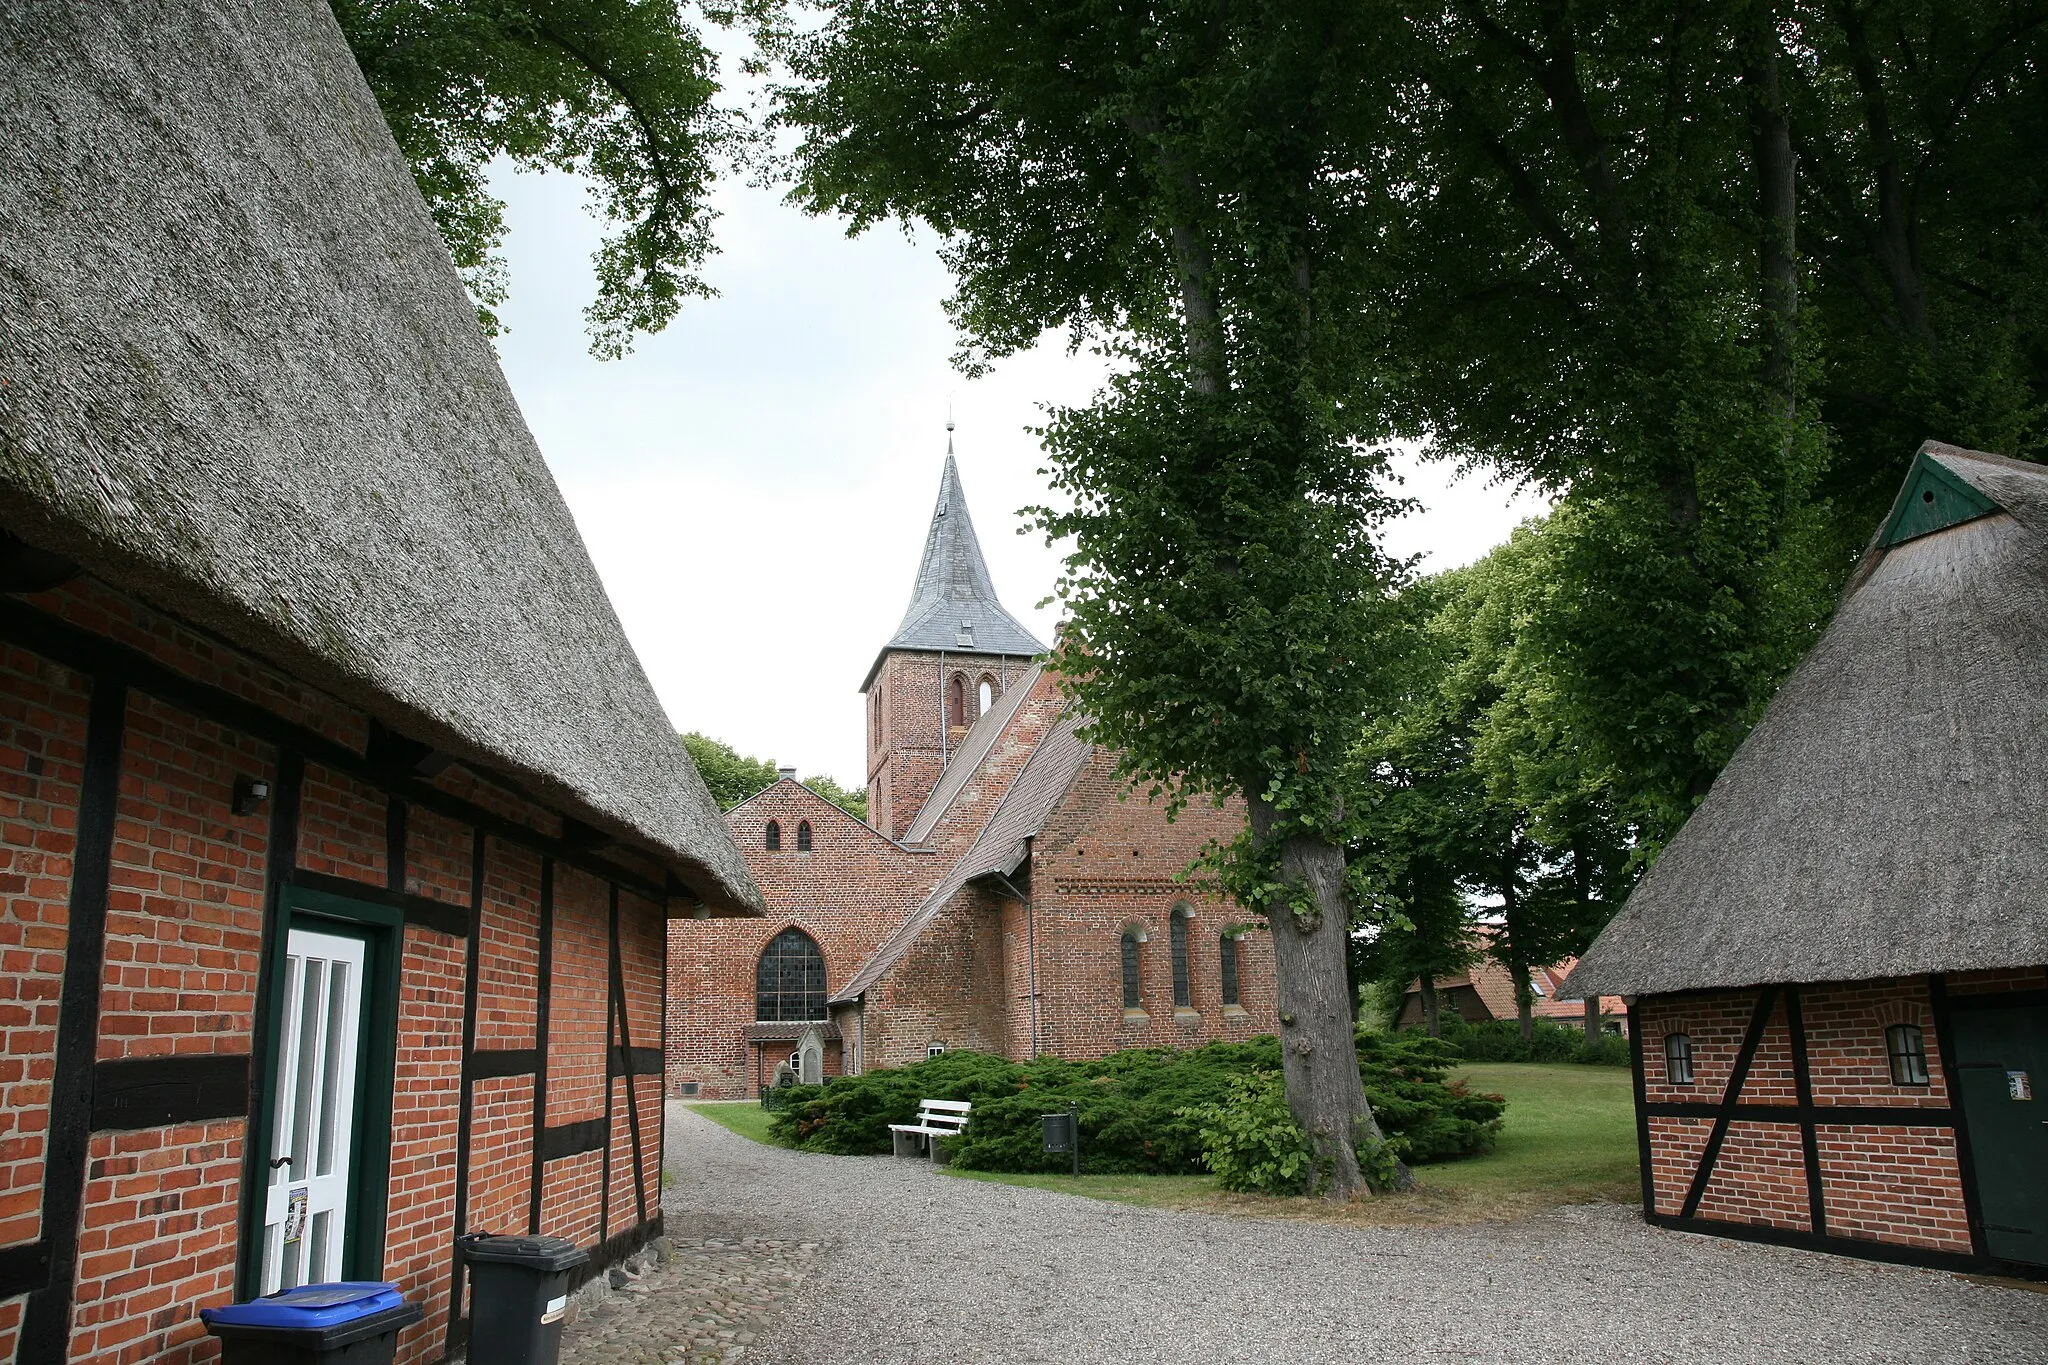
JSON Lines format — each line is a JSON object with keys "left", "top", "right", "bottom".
{"left": 0, "top": 4, "right": 762, "bottom": 1362}
{"left": 1567, "top": 441, "right": 2048, "bottom": 1279}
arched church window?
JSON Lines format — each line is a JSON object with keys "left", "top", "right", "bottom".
{"left": 947, "top": 673, "right": 967, "bottom": 729}
{"left": 977, "top": 676, "right": 995, "bottom": 716}
{"left": 1219, "top": 932, "right": 1241, "bottom": 1007}
{"left": 1170, "top": 906, "right": 1192, "bottom": 1008}
{"left": 1121, "top": 931, "right": 1143, "bottom": 1010}
{"left": 764, "top": 820, "right": 781, "bottom": 852}
{"left": 796, "top": 819, "right": 813, "bottom": 852}
{"left": 756, "top": 928, "right": 826, "bottom": 1022}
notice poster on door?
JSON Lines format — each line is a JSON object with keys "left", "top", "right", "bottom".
{"left": 283, "top": 1188, "right": 309, "bottom": 1244}
{"left": 2009, "top": 1070, "right": 2034, "bottom": 1100}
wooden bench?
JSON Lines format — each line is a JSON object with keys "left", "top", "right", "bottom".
{"left": 889, "top": 1099, "right": 971, "bottom": 1162}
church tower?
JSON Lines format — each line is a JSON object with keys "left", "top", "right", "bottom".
{"left": 862, "top": 433, "right": 1045, "bottom": 839}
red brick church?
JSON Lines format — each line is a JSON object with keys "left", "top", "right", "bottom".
{"left": 666, "top": 449, "right": 1277, "bottom": 1096}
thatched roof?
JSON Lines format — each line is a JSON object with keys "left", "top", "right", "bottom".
{"left": 1566, "top": 442, "right": 2048, "bottom": 997}
{"left": 0, "top": 0, "right": 760, "bottom": 914}
{"left": 859, "top": 453, "right": 1044, "bottom": 691}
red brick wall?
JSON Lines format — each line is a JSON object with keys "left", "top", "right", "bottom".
{"left": 865, "top": 650, "right": 1030, "bottom": 839}
{"left": 666, "top": 784, "right": 939, "bottom": 1098}
{"left": 1636, "top": 979, "right": 1986, "bottom": 1257}
{"left": 0, "top": 580, "right": 677, "bottom": 1364}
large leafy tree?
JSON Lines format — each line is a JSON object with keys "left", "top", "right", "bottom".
{"left": 776, "top": 0, "right": 1418, "bottom": 1196}
{"left": 1373, "top": 1, "right": 2047, "bottom": 841}
{"left": 335, "top": 0, "right": 748, "bottom": 355}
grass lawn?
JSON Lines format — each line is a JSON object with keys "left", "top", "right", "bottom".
{"left": 684, "top": 1101, "right": 781, "bottom": 1146}
{"left": 946, "top": 1062, "right": 1639, "bottom": 1227}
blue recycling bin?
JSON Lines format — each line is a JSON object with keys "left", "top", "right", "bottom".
{"left": 201, "top": 1282, "right": 422, "bottom": 1365}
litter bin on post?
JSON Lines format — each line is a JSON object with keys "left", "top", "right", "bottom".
{"left": 200, "top": 1282, "right": 421, "bottom": 1365}
{"left": 458, "top": 1233, "right": 589, "bottom": 1364}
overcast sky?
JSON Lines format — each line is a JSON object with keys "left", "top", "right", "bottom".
{"left": 489, "top": 165, "right": 1548, "bottom": 788}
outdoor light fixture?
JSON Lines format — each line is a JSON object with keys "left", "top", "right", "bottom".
{"left": 232, "top": 776, "right": 270, "bottom": 816}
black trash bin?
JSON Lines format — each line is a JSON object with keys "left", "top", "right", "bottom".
{"left": 458, "top": 1233, "right": 589, "bottom": 1365}
{"left": 200, "top": 1282, "right": 421, "bottom": 1365}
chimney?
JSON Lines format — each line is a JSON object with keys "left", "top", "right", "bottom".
{"left": 778, "top": 766, "right": 797, "bottom": 783}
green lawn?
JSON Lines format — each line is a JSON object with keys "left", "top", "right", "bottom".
{"left": 684, "top": 1101, "right": 781, "bottom": 1146}
{"left": 947, "top": 1062, "right": 1639, "bottom": 1225}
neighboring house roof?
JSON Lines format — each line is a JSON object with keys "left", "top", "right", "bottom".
{"left": 832, "top": 706, "right": 1092, "bottom": 1003}
{"left": 859, "top": 452, "right": 1045, "bottom": 691}
{"left": 901, "top": 664, "right": 1045, "bottom": 845}
{"left": 1405, "top": 954, "right": 1623, "bottom": 1021}
{"left": 0, "top": 0, "right": 760, "bottom": 914}
{"left": 1567, "top": 442, "right": 2048, "bottom": 998}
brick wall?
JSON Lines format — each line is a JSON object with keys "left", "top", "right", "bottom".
{"left": 1636, "top": 978, "right": 1987, "bottom": 1257}
{"left": 0, "top": 579, "right": 678, "bottom": 1364}
{"left": 865, "top": 650, "right": 1029, "bottom": 839}
{"left": 665, "top": 784, "right": 938, "bottom": 1098}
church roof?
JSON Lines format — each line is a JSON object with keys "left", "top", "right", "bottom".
{"left": 0, "top": 0, "right": 761, "bottom": 915}
{"left": 1565, "top": 441, "right": 2048, "bottom": 998}
{"left": 832, "top": 704, "right": 1092, "bottom": 1003}
{"left": 860, "top": 451, "right": 1046, "bottom": 691}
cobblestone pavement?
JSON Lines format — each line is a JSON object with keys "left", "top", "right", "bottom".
{"left": 558, "top": 1233, "right": 823, "bottom": 1365}
{"left": 657, "top": 1101, "right": 2048, "bottom": 1365}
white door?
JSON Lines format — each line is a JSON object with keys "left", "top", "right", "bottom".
{"left": 261, "top": 928, "right": 366, "bottom": 1293}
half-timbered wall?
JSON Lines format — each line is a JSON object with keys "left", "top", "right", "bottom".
{"left": 0, "top": 579, "right": 675, "bottom": 1364}
{"left": 1632, "top": 970, "right": 2044, "bottom": 1276}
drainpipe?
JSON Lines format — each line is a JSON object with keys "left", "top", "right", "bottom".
{"left": 990, "top": 865, "right": 1038, "bottom": 1060}
{"left": 856, "top": 1001, "right": 865, "bottom": 1075}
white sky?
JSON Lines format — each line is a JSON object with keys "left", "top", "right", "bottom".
{"left": 489, "top": 166, "right": 1549, "bottom": 788}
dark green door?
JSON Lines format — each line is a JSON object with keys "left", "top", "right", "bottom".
{"left": 1951, "top": 1005, "right": 2048, "bottom": 1266}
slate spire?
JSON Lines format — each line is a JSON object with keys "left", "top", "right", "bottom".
{"left": 861, "top": 438, "right": 1046, "bottom": 689}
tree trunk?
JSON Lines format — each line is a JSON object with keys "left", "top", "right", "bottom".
{"left": 1419, "top": 974, "right": 1442, "bottom": 1039}
{"left": 1584, "top": 994, "right": 1601, "bottom": 1043}
{"left": 1249, "top": 797, "right": 1413, "bottom": 1198}
{"left": 1501, "top": 852, "right": 1534, "bottom": 1044}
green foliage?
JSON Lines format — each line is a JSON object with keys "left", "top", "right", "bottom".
{"left": 768, "top": 1037, "right": 1503, "bottom": 1180}
{"left": 334, "top": 0, "right": 752, "bottom": 355}
{"left": 679, "top": 732, "right": 779, "bottom": 810}
{"left": 1185, "top": 1072, "right": 1313, "bottom": 1195}
{"left": 1430, "top": 1018, "right": 1631, "bottom": 1069}
{"left": 678, "top": 732, "right": 866, "bottom": 819}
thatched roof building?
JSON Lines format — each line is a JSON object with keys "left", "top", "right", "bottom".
{"left": 1568, "top": 441, "right": 2048, "bottom": 998}
{"left": 0, "top": 0, "right": 759, "bottom": 913}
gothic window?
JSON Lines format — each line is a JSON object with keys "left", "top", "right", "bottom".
{"left": 977, "top": 676, "right": 995, "bottom": 716}
{"left": 1664, "top": 1032, "right": 1695, "bottom": 1086}
{"left": 947, "top": 673, "right": 967, "bottom": 728}
{"left": 1121, "top": 931, "right": 1142, "bottom": 1009}
{"left": 755, "top": 928, "right": 826, "bottom": 1022}
{"left": 796, "top": 819, "right": 813, "bottom": 852}
{"left": 1170, "top": 906, "right": 1192, "bottom": 1008}
{"left": 1887, "top": 1024, "right": 1930, "bottom": 1086}
{"left": 1219, "top": 933, "right": 1241, "bottom": 1007}
{"left": 764, "top": 820, "right": 781, "bottom": 852}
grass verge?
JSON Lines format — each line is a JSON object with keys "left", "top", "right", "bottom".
{"left": 945, "top": 1062, "right": 1639, "bottom": 1227}
{"left": 685, "top": 1101, "right": 782, "bottom": 1147}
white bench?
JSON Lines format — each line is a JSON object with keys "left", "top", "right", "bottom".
{"left": 889, "top": 1098, "right": 971, "bottom": 1162}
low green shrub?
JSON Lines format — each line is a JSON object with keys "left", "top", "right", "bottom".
{"left": 1431, "top": 1016, "right": 1630, "bottom": 1066}
{"left": 767, "top": 1034, "right": 1505, "bottom": 1184}
{"left": 1185, "top": 1071, "right": 1312, "bottom": 1193}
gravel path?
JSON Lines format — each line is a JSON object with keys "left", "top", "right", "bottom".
{"left": 663, "top": 1102, "right": 2048, "bottom": 1364}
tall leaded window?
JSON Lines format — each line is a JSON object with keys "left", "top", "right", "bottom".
{"left": 1887, "top": 1024, "right": 1930, "bottom": 1086}
{"left": 796, "top": 819, "right": 813, "bottom": 852}
{"left": 756, "top": 928, "right": 826, "bottom": 1022}
{"left": 1170, "top": 907, "right": 1192, "bottom": 1008}
{"left": 1219, "top": 933, "right": 1240, "bottom": 1007}
{"left": 1664, "top": 1032, "right": 1695, "bottom": 1086}
{"left": 764, "top": 820, "right": 781, "bottom": 852}
{"left": 1120, "top": 931, "right": 1142, "bottom": 1009}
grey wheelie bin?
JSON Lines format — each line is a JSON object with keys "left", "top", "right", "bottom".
{"left": 458, "top": 1232, "right": 590, "bottom": 1364}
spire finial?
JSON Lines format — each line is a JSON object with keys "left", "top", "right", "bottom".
{"left": 946, "top": 406, "right": 955, "bottom": 455}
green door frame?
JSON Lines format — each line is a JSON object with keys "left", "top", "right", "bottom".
{"left": 236, "top": 885, "right": 403, "bottom": 1299}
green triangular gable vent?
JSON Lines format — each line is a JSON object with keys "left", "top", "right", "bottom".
{"left": 1880, "top": 454, "right": 2002, "bottom": 547}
